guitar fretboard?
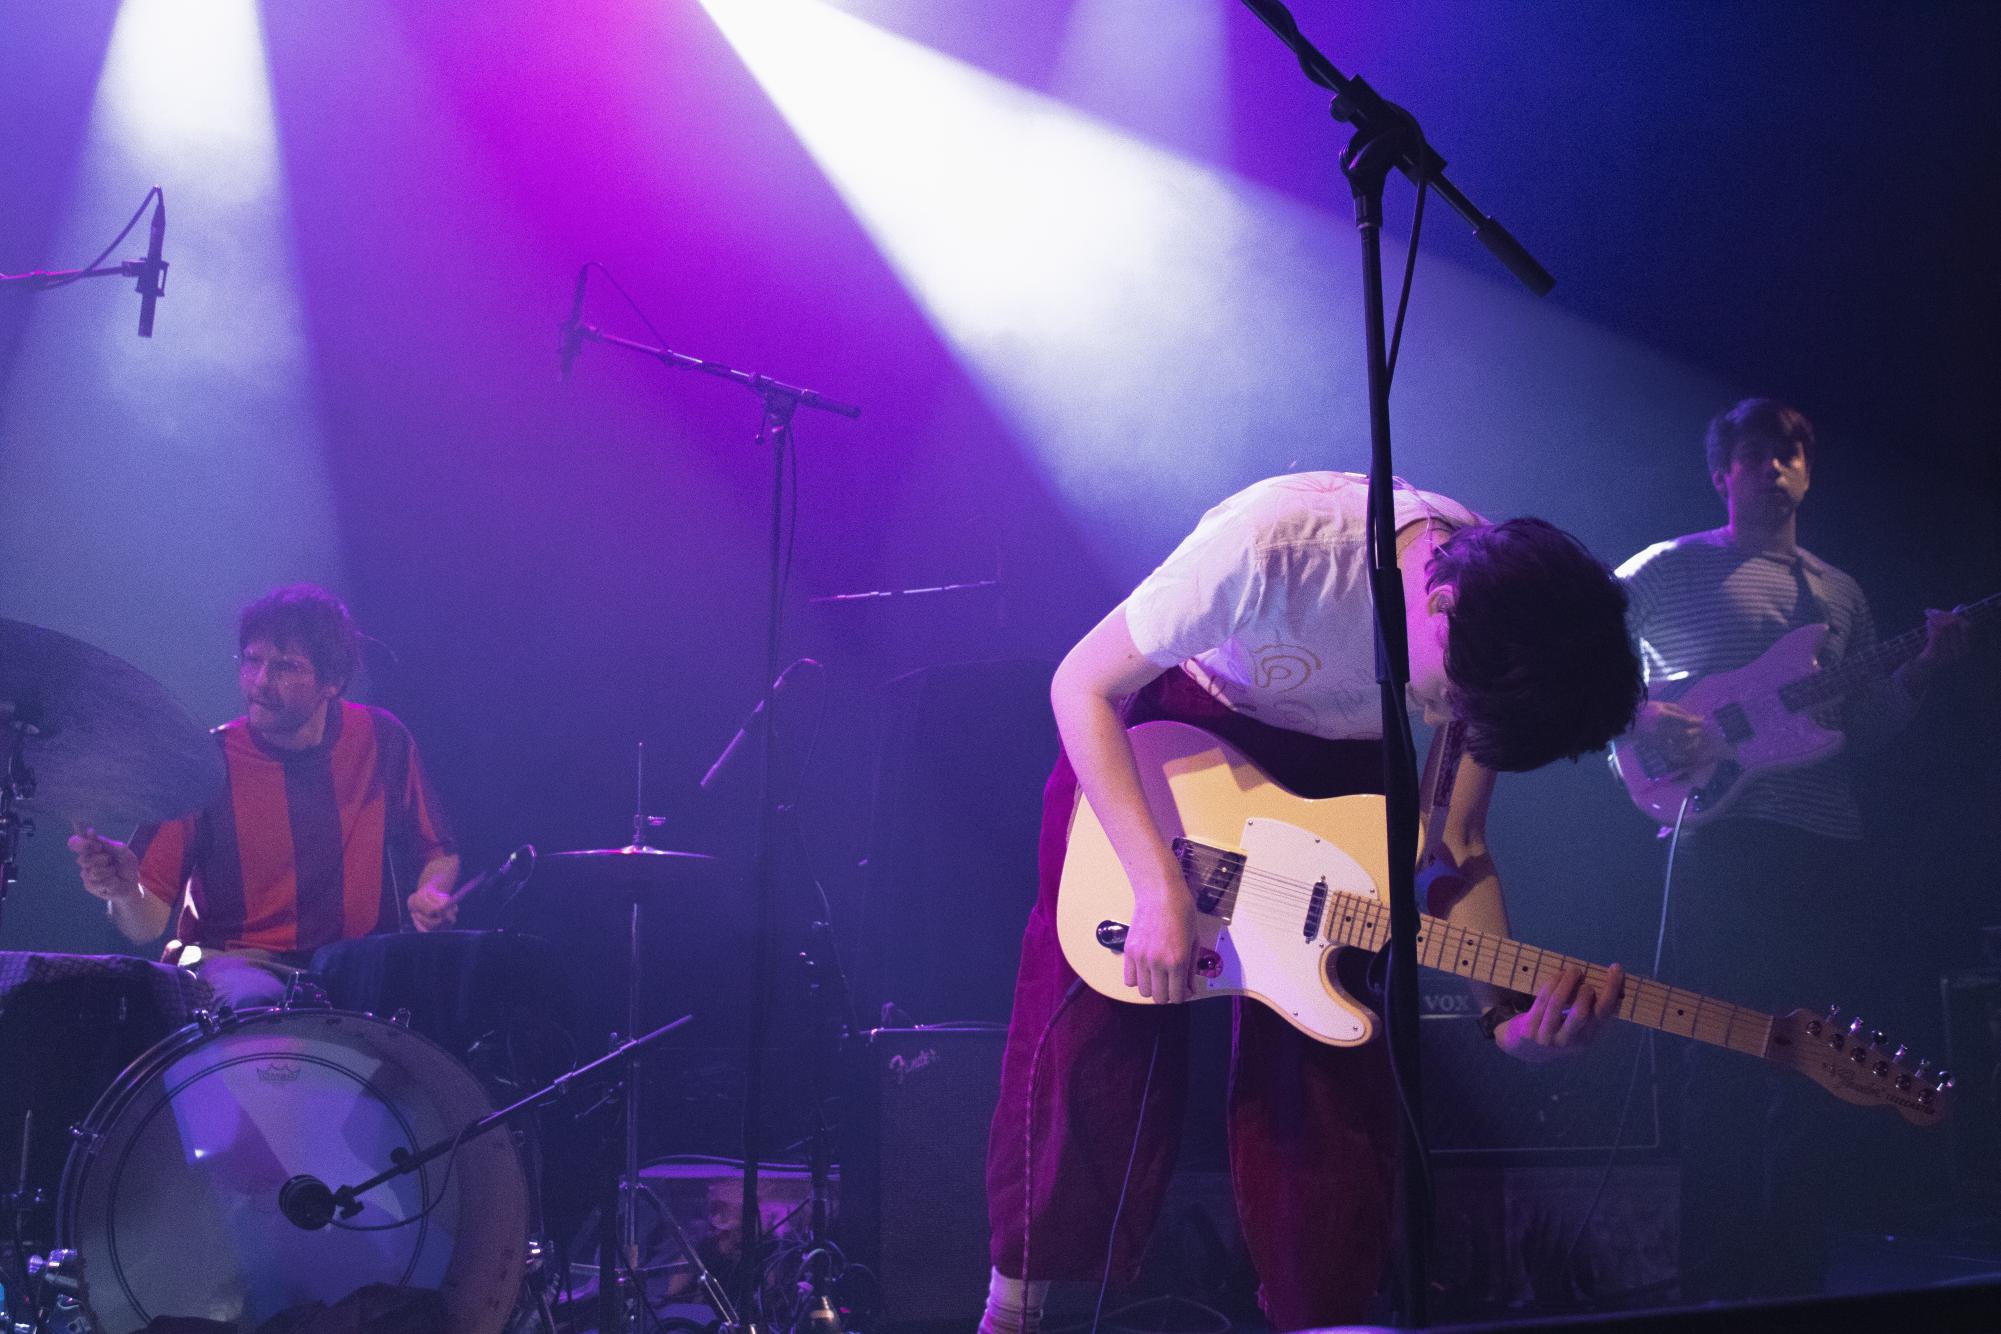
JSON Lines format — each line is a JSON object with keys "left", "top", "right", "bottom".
{"left": 1326, "top": 892, "right": 1772, "bottom": 1054}
{"left": 1782, "top": 592, "right": 1999, "bottom": 712}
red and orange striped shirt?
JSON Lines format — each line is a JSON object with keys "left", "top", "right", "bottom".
{"left": 132, "top": 701, "right": 454, "bottom": 955}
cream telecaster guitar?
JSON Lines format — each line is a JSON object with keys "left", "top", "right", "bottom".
{"left": 1056, "top": 721, "right": 1952, "bottom": 1126}
{"left": 1609, "top": 593, "right": 1997, "bottom": 829}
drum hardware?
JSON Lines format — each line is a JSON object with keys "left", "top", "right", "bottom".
{"left": 528, "top": 738, "right": 721, "bottom": 1334}
{"left": 1, "top": 717, "right": 34, "bottom": 936}
{"left": 282, "top": 972, "right": 331, "bottom": 1011}
{"left": 4, "top": 1113, "right": 47, "bottom": 1334}
{"left": 15, "top": 1249, "right": 94, "bottom": 1334}
{"left": 279, "top": 1013, "right": 691, "bottom": 1234}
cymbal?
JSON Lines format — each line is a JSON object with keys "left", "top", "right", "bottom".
{"left": 0, "top": 618, "right": 224, "bottom": 829}
{"left": 537, "top": 846, "right": 721, "bottom": 894}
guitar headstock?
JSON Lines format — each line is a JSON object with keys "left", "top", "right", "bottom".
{"left": 1768, "top": 1007, "right": 1952, "bottom": 1127}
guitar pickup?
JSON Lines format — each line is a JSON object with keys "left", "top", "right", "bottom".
{"left": 1174, "top": 838, "right": 1244, "bottom": 918}
{"left": 1713, "top": 701, "right": 1753, "bottom": 743}
{"left": 1303, "top": 878, "right": 1328, "bottom": 940}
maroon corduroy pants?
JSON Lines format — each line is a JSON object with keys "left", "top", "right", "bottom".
{"left": 984, "top": 670, "right": 1400, "bottom": 1330}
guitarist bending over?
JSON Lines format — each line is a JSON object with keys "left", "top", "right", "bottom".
{"left": 981, "top": 473, "right": 1645, "bottom": 1332}
{"left": 1616, "top": 399, "right": 1968, "bottom": 1301}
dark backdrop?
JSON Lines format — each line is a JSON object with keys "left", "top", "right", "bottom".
{"left": 3, "top": 0, "right": 1996, "bottom": 1180}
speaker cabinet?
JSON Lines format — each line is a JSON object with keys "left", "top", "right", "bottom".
{"left": 839, "top": 1025, "right": 1005, "bottom": 1329}
{"left": 1941, "top": 968, "right": 2001, "bottom": 1196}
{"left": 1420, "top": 979, "right": 1663, "bottom": 1157}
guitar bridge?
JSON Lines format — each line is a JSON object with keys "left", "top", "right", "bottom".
{"left": 1174, "top": 838, "right": 1244, "bottom": 918}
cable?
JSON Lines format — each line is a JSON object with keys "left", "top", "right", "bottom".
{"left": 330, "top": 1122, "right": 474, "bottom": 1233}
{"left": 1087, "top": 1029, "right": 1163, "bottom": 1334}
{"left": 587, "top": 263, "right": 676, "bottom": 358}
{"left": 1383, "top": 107, "right": 1431, "bottom": 389}
{"left": 1553, "top": 792, "right": 1692, "bottom": 1288}
{"left": 1, "top": 187, "right": 156, "bottom": 287}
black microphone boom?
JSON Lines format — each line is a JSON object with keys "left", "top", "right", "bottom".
{"left": 700, "top": 658, "right": 822, "bottom": 794}
{"left": 557, "top": 264, "right": 589, "bottom": 380}
{"left": 136, "top": 189, "right": 166, "bottom": 337}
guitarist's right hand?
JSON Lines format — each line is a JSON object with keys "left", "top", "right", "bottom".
{"left": 1123, "top": 870, "right": 1198, "bottom": 1005}
{"left": 1634, "top": 700, "right": 1716, "bottom": 774}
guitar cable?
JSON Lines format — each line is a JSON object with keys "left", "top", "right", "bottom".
{"left": 1554, "top": 791, "right": 1692, "bottom": 1289}
{"left": 1087, "top": 1028, "right": 1163, "bottom": 1334}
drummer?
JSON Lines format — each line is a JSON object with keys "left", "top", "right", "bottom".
{"left": 67, "top": 584, "right": 461, "bottom": 1008}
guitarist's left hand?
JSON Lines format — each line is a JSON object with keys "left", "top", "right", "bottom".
{"left": 1496, "top": 963, "right": 1625, "bottom": 1064}
{"left": 1896, "top": 606, "right": 1971, "bottom": 695}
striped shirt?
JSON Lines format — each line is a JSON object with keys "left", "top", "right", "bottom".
{"left": 132, "top": 701, "right": 455, "bottom": 955}
{"left": 1617, "top": 531, "right": 1911, "bottom": 839}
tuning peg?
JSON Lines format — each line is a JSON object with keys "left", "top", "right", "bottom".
{"left": 1870, "top": 1030, "right": 1887, "bottom": 1048}
{"left": 1848, "top": 1016, "right": 1868, "bottom": 1039}
{"left": 1892, "top": 1043, "right": 1910, "bottom": 1065}
{"left": 1935, "top": 1069, "right": 1954, "bottom": 1091}
{"left": 1915, "top": 1059, "right": 1934, "bottom": 1082}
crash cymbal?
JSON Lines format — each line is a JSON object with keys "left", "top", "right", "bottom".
{"left": 0, "top": 618, "right": 223, "bottom": 829}
{"left": 538, "top": 846, "right": 720, "bottom": 893}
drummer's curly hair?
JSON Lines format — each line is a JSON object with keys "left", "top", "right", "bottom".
{"left": 238, "top": 584, "right": 362, "bottom": 694}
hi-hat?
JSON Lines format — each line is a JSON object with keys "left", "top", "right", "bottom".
{"left": 537, "top": 846, "right": 720, "bottom": 894}
{"left": 0, "top": 618, "right": 223, "bottom": 829}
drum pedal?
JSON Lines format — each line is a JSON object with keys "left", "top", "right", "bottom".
{"left": 24, "top": 1250, "right": 97, "bottom": 1334}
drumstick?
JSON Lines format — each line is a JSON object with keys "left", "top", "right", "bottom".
{"left": 445, "top": 844, "right": 535, "bottom": 908}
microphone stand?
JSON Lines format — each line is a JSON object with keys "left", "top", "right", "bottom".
{"left": 1237, "top": 3, "right": 1554, "bottom": 1325}
{"left": 308, "top": 1015, "right": 694, "bottom": 1225}
{"left": 566, "top": 316, "right": 860, "bottom": 1328}
{"left": 0, "top": 188, "right": 169, "bottom": 337}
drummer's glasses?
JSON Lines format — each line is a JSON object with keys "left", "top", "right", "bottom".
{"left": 237, "top": 650, "right": 314, "bottom": 682}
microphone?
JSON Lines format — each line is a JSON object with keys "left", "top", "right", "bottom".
{"left": 557, "top": 264, "right": 589, "bottom": 380}
{"left": 443, "top": 843, "right": 536, "bottom": 911}
{"left": 279, "top": 1174, "right": 338, "bottom": 1230}
{"left": 700, "top": 658, "right": 823, "bottom": 793}
{"left": 136, "top": 190, "right": 167, "bottom": 338}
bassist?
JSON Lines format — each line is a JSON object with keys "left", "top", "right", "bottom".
{"left": 1616, "top": 399, "right": 1968, "bottom": 1300}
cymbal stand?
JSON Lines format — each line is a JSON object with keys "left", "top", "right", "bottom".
{"left": 561, "top": 300, "right": 859, "bottom": 1328}
{"left": 0, "top": 717, "right": 37, "bottom": 938}
{"left": 604, "top": 742, "right": 669, "bottom": 1332}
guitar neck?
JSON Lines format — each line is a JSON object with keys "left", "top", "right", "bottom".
{"left": 1322, "top": 895, "right": 1774, "bottom": 1057}
{"left": 1787, "top": 591, "right": 2000, "bottom": 711}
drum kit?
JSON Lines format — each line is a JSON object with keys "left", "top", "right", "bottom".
{"left": 0, "top": 620, "right": 767, "bottom": 1334}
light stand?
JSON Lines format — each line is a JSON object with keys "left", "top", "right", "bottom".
{"left": 1238, "top": 3, "right": 1555, "bottom": 1325}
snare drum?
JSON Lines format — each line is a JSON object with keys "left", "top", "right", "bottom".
{"left": 58, "top": 1007, "right": 529, "bottom": 1334}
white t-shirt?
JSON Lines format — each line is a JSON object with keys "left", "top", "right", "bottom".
{"left": 1123, "top": 471, "right": 1483, "bottom": 740}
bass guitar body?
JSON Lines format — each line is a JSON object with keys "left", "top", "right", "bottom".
{"left": 1609, "top": 623, "right": 1842, "bottom": 828}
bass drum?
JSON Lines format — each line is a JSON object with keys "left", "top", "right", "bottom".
{"left": 58, "top": 1007, "right": 528, "bottom": 1334}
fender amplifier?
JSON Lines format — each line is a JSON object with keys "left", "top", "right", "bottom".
{"left": 840, "top": 1025, "right": 1005, "bottom": 1329}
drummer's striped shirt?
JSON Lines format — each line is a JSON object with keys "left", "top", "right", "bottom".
{"left": 132, "top": 701, "right": 455, "bottom": 956}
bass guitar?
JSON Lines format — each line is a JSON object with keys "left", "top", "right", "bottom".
{"left": 1055, "top": 720, "right": 1952, "bottom": 1126}
{"left": 1609, "top": 593, "right": 1996, "bottom": 828}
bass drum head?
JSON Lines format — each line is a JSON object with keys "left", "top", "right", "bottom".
{"left": 59, "top": 1008, "right": 528, "bottom": 1334}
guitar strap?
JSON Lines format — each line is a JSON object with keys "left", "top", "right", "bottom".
{"left": 1416, "top": 720, "right": 1466, "bottom": 865}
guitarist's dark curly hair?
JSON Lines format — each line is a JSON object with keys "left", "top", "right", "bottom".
{"left": 1427, "top": 518, "right": 1644, "bottom": 772}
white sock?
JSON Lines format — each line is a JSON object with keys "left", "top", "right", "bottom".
{"left": 977, "top": 1267, "right": 1050, "bottom": 1334}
